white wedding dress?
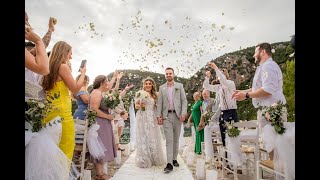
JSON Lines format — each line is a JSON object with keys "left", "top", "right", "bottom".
{"left": 135, "top": 97, "right": 166, "bottom": 168}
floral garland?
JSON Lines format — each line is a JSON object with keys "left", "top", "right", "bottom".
{"left": 258, "top": 100, "right": 287, "bottom": 134}
{"left": 85, "top": 109, "right": 97, "bottom": 128}
{"left": 25, "top": 92, "right": 63, "bottom": 132}
{"left": 225, "top": 121, "right": 240, "bottom": 138}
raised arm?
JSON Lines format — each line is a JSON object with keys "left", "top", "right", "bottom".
{"left": 25, "top": 29, "right": 49, "bottom": 75}
{"left": 203, "top": 71, "right": 218, "bottom": 92}
{"left": 59, "top": 64, "right": 87, "bottom": 94}
{"left": 107, "top": 70, "right": 118, "bottom": 90}
{"left": 28, "top": 17, "right": 55, "bottom": 56}
{"left": 208, "top": 62, "right": 235, "bottom": 90}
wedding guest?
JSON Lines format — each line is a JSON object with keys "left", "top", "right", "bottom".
{"left": 232, "top": 42, "right": 287, "bottom": 159}
{"left": 187, "top": 92, "right": 204, "bottom": 154}
{"left": 25, "top": 11, "right": 56, "bottom": 105}
{"left": 90, "top": 75, "right": 117, "bottom": 180}
{"left": 203, "top": 62, "right": 238, "bottom": 147}
{"left": 73, "top": 74, "right": 90, "bottom": 120}
{"left": 42, "top": 41, "right": 87, "bottom": 161}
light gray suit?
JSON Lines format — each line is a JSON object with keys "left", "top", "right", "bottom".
{"left": 157, "top": 81, "right": 187, "bottom": 164}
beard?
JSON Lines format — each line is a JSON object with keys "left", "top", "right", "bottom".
{"left": 255, "top": 56, "right": 262, "bottom": 64}
{"left": 166, "top": 77, "right": 173, "bottom": 82}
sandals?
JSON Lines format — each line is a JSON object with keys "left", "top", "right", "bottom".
{"left": 95, "top": 173, "right": 111, "bottom": 180}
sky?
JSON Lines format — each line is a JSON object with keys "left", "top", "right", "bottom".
{"left": 26, "top": 0, "right": 295, "bottom": 83}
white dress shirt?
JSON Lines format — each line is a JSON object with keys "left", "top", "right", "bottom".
{"left": 203, "top": 69, "right": 237, "bottom": 111}
{"left": 252, "top": 58, "right": 286, "bottom": 108}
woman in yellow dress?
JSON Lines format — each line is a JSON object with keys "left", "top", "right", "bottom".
{"left": 42, "top": 41, "right": 87, "bottom": 160}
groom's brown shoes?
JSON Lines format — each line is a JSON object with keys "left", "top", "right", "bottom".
{"left": 172, "top": 160, "right": 179, "bottom": 167}
{"left": 164, "top": 163, "right": 173, "bottom": 173}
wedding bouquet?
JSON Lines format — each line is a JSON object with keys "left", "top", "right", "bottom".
{"left": 100, "top": 90, "right": 121, "bottom": 110}
{"left": 202, "top": 111, "right": 214, "bottom": 126}
{"left": 135, "top": 90, "right": 149, "bottom": 111}
{"left": 258, "top": 100, "right": 287, "bottom": 134}
{"left": 225, "top": 121, "right": 240, "bottom": 138}
{"left": 84, "top": 109, "right": 97, "bottom": 128}
{"left": 25, "top": 92, "right": 62, "bottom": 132}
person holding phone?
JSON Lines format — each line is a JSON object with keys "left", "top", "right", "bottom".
{"left": 42, "top": 41, "right": 87, "bottom": 163}
{"left": 73, "top": 74, "right": 90, "bottom": 120}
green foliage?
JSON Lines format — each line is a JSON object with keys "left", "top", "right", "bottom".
{"left": 25, "top": 92, "right": 63, "bottom": 132}
{"left": 85, "top": 109, "right": 97, "bottom": 127}
{"left": 225, "top": 121, "right": 241, "bottom": 137}
{"left": 283, "top": 59, "right": 295, "bottom": 122}
{"left": 258, "top": 100, "right": 287, "bottom": 134}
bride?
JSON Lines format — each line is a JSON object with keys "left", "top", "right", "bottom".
{"left": 134, "top": 76, "right": 166, "bottom": 168}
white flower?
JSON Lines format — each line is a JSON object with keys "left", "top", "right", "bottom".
{"left": 272, "top": 103, "right": 278, "bottom": 107}
{"left": 271, "top": 49, "right": 275, "bottom": 53}
{"left": 38, "top": 102, "right": 45, "bottom": 108}
{"left": 227, "top": 125, "right": 232, "bottom": 129}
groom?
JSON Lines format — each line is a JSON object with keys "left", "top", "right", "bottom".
{"left": 157, "top": 67, "right": 187, "bottom": 173}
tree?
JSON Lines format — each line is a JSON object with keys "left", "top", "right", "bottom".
{"left": 283, "top": 59, "right": 295, "bottom": 122}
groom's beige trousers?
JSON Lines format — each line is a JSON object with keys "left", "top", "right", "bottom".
{"left": 163, "top": 112, "right": 182, "bottom": 164}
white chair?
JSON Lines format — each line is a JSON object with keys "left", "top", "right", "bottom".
{"left": 74, "top": 118, "right": 91, "bottom": 180}
{"left": 220, "top": 120, "right": 260, "bottom": 180}
{"left": 256, "top": 149, "right": 287, "bottom": 180}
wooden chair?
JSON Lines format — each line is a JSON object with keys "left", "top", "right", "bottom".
{"left": 256, "top": 148, "right": 287, "bottom": 180}
{"left": 74, "top": 118, "right": 91, "bottom": 180}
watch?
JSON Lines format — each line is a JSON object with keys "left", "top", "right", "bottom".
{"left": 245, "top": 92, "right": 250, "bottom": 100}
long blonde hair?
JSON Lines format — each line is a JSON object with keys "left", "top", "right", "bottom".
{"left": 42, "top": 41, "right": 72, "bottom": 90}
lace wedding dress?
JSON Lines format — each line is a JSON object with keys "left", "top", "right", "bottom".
{"left": 135, "top": 97, "right": 166, "bottom": 168}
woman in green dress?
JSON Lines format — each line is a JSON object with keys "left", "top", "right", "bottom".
{"left": 187, "top": 92, "right": 204, "bottom": 154}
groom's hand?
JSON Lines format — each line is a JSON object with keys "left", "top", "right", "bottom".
{"left": 180, "top": 114, "right": 186, "bottom": 123}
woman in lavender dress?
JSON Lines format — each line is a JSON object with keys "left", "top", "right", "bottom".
{"left": 89, "top": 74, "right": 117, "bottom": 180}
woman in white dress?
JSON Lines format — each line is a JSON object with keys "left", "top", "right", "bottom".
{"left": 134, "top": 76, "right": 166, "bottom": 168}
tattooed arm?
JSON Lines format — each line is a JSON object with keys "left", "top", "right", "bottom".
{"left": 29, "top": 17, "right": 55, "bottom": 56}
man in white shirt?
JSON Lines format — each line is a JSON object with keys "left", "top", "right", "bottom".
{"left": 232, "top": 42, "right": 286, "bottom": 126}
{"left": 203, "top": 62, "right": 238, "bottom": 147}
{"left": 232, "top": 42, "right": 287, "bottom": 159}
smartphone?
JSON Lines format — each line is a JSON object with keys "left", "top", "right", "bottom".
{"left": 79, "top": 60, "right": 87, "bottom": 72}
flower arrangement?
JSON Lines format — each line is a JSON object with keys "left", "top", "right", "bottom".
{"left": 258, "top": 100, "right": 287, "bottom": 134}
{"left": 135, "top": 90, "right": 149, "bottom": 111}
{"left": 201, "top": 110, "right": 214, "bottom": 126}
{"left": 100, "top": 90, "right": 121, "bottom": 110}
{"left": 25, "top": 92, "right": 62, "bottom": 132}
{"left": 225, "top": 121, "right": 240, "bottom": 138}
{"left": 85, "top": 109, "right": 97, "bottom": 128}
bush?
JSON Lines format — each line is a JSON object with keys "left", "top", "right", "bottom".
{"left": 283, "top": 59, "right": 295, "bottom": 122}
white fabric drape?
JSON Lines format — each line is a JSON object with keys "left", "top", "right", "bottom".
{"left": 225, "top": 135, "right": 242, "bottom": 167}
{"left": 87, "top": 123, "right": 107, "bottom": 160}
{"left": 262, "top": 122, "right": 295, "bottom": 180}
{"left": 129, "top": 99, "right": 136, "bottom": 150}
{"left": 25, "top": 116, "right": 79, "bottom": 180}
{"left": 204, "top": 125, "right": 214, "bottom": 160}
{"left": 179, "top": 124, "right": 185, "bottom": 152}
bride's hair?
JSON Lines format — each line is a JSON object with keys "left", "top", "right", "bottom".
{"left": 142, "top": 76, "right": 158, "bottom": 101}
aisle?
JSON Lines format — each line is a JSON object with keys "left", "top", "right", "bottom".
{"left": 110, "top": 149, "right": 194, "bottom": 180}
